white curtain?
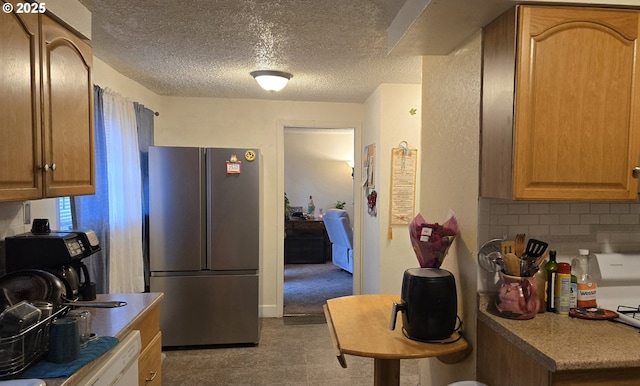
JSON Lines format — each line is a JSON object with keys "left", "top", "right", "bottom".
{"left": 103, "top": 89, "right": 145, "bottom": 293}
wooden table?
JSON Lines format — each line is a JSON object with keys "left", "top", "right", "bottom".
{"left": 324, "top": 294, "right": 470, "bottom": 386}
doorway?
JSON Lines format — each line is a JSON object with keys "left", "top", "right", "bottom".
{"left": 283, "top": 127, "right": 355, "bottom": 318}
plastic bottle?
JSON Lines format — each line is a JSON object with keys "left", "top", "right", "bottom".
{"left": 544, "top": 250, "right": 558, "bottom": 312}
{"left": 570, "top": 273, "right": 577, "bottom": 309}
{"left": 554, "top": 262, "right": 571, "bottom": 315}
{"left": 307, "top": 196, "right": 315, "bottom": 217}
{"left": 572, "top": 249, "right": 598, "bottom": 308}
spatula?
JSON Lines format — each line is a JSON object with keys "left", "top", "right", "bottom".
{"left": 524, "top": 239, "right": 548, "bottom": 259}
{"left": 500, "top": 241, "right": 515, "bottom": 256}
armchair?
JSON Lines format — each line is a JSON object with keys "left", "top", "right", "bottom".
{"left": 322, "top": 209, "right": 354, "bottom": 273}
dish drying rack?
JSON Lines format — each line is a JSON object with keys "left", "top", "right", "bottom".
{"left": 0, "top": 306, "right": 69, "bottom": 378}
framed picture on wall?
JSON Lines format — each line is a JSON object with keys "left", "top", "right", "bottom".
{"left": 364, "top": 143, "right": 375, "bottom": 188}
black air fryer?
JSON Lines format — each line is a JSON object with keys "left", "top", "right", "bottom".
{"left": 389, "top": 268, "right": 457, "bottom": 341}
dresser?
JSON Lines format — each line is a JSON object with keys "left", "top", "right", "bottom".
{"left": 284, "top": 219, "right": 331, "bottom": 264}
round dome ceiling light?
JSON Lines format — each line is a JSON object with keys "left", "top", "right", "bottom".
{"left": 250, "top": 70, "right": 293, "bottom": 92}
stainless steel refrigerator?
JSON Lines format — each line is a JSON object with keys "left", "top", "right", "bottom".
{"left": 148, "top": 146, "right": 259, "bottom": 347}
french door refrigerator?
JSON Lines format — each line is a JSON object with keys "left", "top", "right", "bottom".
{"left": 149, "top": 146, "right": 259, "bottom": 347}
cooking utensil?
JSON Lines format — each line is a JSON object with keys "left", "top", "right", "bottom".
{"left": 45, "top": 266, "right": 80, "bottom": 300}
{"left": 503, "top": 253, "right": 520, "bottom": 276}
{"left": 525, "top": 238, "right": 548, "bottom": 259}
{"left": 515, "top": 234, "right": 526, "bottom": 257}
{"left": 0, "top": 270, "right": 126, "bottom": 310}
{"left": 478, "top": 239, "right": 503, "bottom": 272}
{"left": 534, "top": 252, "right": 548, "bottom": 268}
{"left": 0, "top": 270, "right": 67, "bottom": 310}
{"left": 500, "top": 240, "right": 515, "bottom": 256}
{"left": 61, "top": 300, "right": 127, "bottom": 308}
{"left": 519, "top": 257, "right": 540, "bottom": 277}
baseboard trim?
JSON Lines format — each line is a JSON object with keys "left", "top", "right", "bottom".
{"left": 260, "top": 304, "right": 280, "bottom": 318}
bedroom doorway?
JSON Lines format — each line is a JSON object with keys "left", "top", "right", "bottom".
{"left": 283, "top": 126, "right": 355, "bottom": 320}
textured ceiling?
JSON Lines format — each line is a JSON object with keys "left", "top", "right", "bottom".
{"left": 79, "top": 0, "right": 422, "bottom": 103}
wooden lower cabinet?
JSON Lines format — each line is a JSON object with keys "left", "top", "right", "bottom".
{"left": 139, "top": 332, "right": 162, "bottom": 385}
{"left": 131, "top": 303, "right": 162, "bottom": 385}
{"left": 477, "top": 319, "right": 640, "bottom": 385}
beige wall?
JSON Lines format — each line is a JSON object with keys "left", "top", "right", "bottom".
{"left": 93, "top": 58, "right": 163, "bottom": 116}
{"left": 284, "top": 129, "right": 355, "bottom": 221}
{"left": 362, "top": 84, "right": 422, "bottom": 295}
{"left": 419, "top": 32, "right": 482, "bottom": 383}
{"left": 362, "top": 88, "right": 382, "bottom": 293}
{"left": 151, "top": 96, "right": 365, "bottom": 317}
{"left": 45, "top": 0, "right": 91, "bottom": 39}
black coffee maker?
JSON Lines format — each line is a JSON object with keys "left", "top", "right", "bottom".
{"left": 4, "top": 219, "right": 100, "bottom": 301}
{"left": 389, "top": 268, "right": 458, "bottom": 341}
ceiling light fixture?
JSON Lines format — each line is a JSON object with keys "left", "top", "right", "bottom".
{"left": 250, "top": 70, "right": 292, "bottom": 92}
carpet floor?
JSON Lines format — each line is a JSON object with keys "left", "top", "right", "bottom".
{"left": 283, "top": 262, "right": 352, "bottom": 317}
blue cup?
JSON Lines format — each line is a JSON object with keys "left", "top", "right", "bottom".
{"left": 47, "top": 318, "right": 80, "bottom": 363}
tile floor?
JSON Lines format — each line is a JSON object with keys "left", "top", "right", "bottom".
{"left": 162, "top": 317, "right": 420, "bottom": 385}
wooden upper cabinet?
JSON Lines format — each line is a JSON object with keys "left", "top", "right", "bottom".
{"left": 0, "top": 7, "right": 42, "bottom": 201}
{"left": 0, "top": 6, "right": 95, "bottom": 202}
{"left": 481, "top": 6, "right": 640, "bottom": 201}
{"left": 41, "top": 15, "right": 95, "bottom": 198}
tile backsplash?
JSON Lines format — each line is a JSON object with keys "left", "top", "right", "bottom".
{"left": 479, "top": 198, "right": 640, "bottom": 255}
{"left": 0, "top": 202, "right": 30, "bottom": 239}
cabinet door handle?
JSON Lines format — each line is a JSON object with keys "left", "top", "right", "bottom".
{"left": 41, "top": 164, "right": 57, "bottom": 172}
{"left": 145, "top": 371, "right": 158, "bottom": 382}
{"left": 633, "top": 167, "right": 640, "bottom": 178}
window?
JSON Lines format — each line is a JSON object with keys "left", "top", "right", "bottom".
{"left": 57, "top": 197, "right": 73, "bottom": 231}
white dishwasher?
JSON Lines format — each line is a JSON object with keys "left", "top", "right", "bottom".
{"left": 77, "top": 330, "right": 141, "bottom": 386}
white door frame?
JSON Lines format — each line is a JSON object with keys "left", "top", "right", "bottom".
{"left": 276, "top": 119, "right": 363, "bottom": 316}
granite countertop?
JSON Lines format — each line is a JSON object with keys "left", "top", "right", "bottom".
{"left": 478, "top": 292, "right": 640, "bottom": 372}
{"left": 47, "top": 292, "right": 164, "bottom": 386}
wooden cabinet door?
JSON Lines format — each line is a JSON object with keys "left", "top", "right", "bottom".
{"left": 138, "top": 332, "right": 162, "bottom": 386}
{"left": 0, "top": 3, "right": 42, "bottom": 201}
{"left": 41, "top": 15, "right": 95, "bottom": 198}
{"left": 513, "top": 7, "right": 640, "bottom": 200}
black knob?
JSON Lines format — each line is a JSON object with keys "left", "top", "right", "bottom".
{"left": 31, "top": 218, "right": 51, "bottom": 234}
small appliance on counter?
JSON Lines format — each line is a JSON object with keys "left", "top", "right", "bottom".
{"left": 592, "top": 253, "right": 640, "bottom": 329}
{"left": 4, "top": 219, "right": 100, "bottom": 301}
{"left": 389, "top": 268, "right": 458, "bottom": 342}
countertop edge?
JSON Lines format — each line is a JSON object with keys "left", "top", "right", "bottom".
{"left": 476, "top": 296, "right": 557, "bottom": 372}
{"left": 478, "top": 291, "right": 640, "bottom": 372}
{"left": 101, "top": 292, "right": 164, "bottom": 340}
{"left": 54, "top": 292, "right": 164, "bottom": 386}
